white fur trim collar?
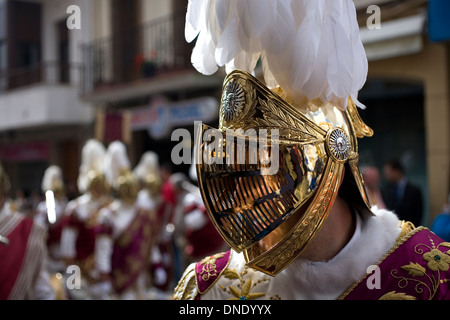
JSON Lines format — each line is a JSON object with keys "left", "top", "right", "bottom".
{"left": 275, "top": 208, "right": 401, "bottom": 299}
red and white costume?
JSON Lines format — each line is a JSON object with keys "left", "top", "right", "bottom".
{"left": 0, "top": 203, "right": 55, "bottom": 300}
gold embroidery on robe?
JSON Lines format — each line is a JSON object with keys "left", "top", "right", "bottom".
{"left": 220, "top": 266, "right": 268, "bottom": 300}
{"left": 199, "top": 252, "right": 226, "bottom": 282}
{"left": 173, "top": 264, "right": 198, "bottom": 300}
{"left": 387, "top": 236, "right": 450, "bottom": 300}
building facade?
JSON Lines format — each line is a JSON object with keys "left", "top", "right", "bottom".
{"left": 81, "top": 0, "right": 223, "bottom": 172}
{"left": 0, "top": 0, "right": 95, "bottom": 198}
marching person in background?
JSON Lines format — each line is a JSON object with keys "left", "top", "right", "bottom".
{"left": 160, "top": 162, "right": 176, "bottom": 207}
{"left": 134, "top": 151, "right": 162, "bottom": 214}
{"left": 60, "top": 139, "right": 113, "bottom": 299}
{"left": 147, "top": 162, "right": 177, "bottom": 294}
{"left": 34, "top": 165, "right": 68, "bottom": 274}
{"left": 34, "top": 165, "right": 69, "bottom": 299}
{"left": 133, "top": 151, "right": 167, "bottom": 296}
{"left": 361, "top": 166, "right": 386, "bottom": 209}
{"left": 0, "top": 162, "right": 55, "bottom": 300}
{"left": 167, "top": 172, "right": 189, "bottom": 284}
{"left": 171, "top": 172, "right": 226, "bottom": 265}
{"left": 101, "top": 141, "right": 154, "bottom": 299}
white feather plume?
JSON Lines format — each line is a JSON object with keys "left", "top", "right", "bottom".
{"left": 103, "top": 141, "right": 131, "bottom": 185}
{"left": 77, "top": 139, "right": 106, "bottom": 193}
{"left": 186, "top": 0, "right": 368, "bottom": 110}
{"left": 133, "top": 151, "right": 160, "bottom": 181}
{"left": 42, "top": 165, "right": 63, "bottom": 192}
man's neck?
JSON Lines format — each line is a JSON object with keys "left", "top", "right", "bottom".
{"left": 299, "top": 196, "right": 356, "bottom": 262}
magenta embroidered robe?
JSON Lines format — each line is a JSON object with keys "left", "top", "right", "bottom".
{"left": 63, "top": 203, "right": 112, "bottom": 280}
{"left": 0, "top": 212, "right": 46, "bottom": 299}
{"left": 340, "top": 227, "right": 450, "bottom": 300}
{"left": 174, "top": 227, "right": 450, "bottom": 300}
{"left": 110, "top": 208, "right": 154, "bottom": 295}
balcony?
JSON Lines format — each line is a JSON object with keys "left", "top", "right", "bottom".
{"left": 80, "top": 11, "right": 223, "bottom": 104}
{"left": 0, "top": 61, "right": 93, "bottom": 131}
{"left": 0, "top": 61, "right": 78, "bottom": 92}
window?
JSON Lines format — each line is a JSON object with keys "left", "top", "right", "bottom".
{"left": 57, "top": 19, "right": 70, "bottom": 83}
{"left": 7, "top": 0, "right": 42, "bottom": 89}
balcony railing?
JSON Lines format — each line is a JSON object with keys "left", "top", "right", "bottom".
{"left": 81, "top": 10, "right": 192, "bottom": 96}
{"left": 0, "top": 61, "right": 82, "bottom": 92}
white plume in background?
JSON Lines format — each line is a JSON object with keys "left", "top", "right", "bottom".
{"left": 42, "top": 165, "right": 63, "bottom": 192}
{"left": 185, "top": 0, "right": 368, "bottom": 110}
{"left": 103, "top": 140, "right": 131, "bottom": 186}
{"left": 133, "top": 151, "right": 160, "bottom": 181}
{"left": 77, "top": 139, "right": 106, "bottom": 193}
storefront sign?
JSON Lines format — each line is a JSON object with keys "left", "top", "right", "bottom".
{"left": 131, "top": 96, "right": 218, "bottom": 139}
{"left": 0, "top": 141, "right": 50, "bottom": 162}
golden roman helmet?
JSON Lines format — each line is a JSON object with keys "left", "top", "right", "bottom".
{"left": 134, "top": 151, "right": 162, "bottom": 198}
{"left": 104, "top": 140, "right": 139, "bottom": 204}
{"left": 187, "top": 0, "right": 374, "bottom": 275}
{"left": 115, "top": 170, "right": 139, "bottom": 204}
{"left": 195, "top": 70, "right": 373, "bottom": 276}
{"left": 78, "top": 139, "right": 110, "bottom": 198}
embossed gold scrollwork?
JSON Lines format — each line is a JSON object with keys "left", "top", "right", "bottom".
{"left": 220, "top": 77, "right": 257, "bottom": 130}
{"left": 220, "top": 70, "right": 326, "bottom": 144}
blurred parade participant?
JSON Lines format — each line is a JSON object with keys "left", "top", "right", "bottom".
{"left": 160, "top": 162, "right": 176, "bottom": 209}
{"left": 0, "top": 162, "right": 55, "bottom": 300}
{"left": 167, "top": 173, "right": 189, "bottom": 283}
{"left": 171, "top": 172, "right": 226, "bottom": 264}
{"left": 361, "top": 166, "right": 386, "bottom": 209}
{"left": 134, "top": 151, "right": 162, "bottom": 213}
{"left": 174, "top": 0, "right": 450, "bottom": 300}
{"left": 133, "top": 151, "right": 168, "bottom": 295}
{"left": 34, "top": 165, "right": 68, "bottom": 274}
{"left": 60, "top": 139, "right": 112, "bottom": 299}
{"left": 101, "top": 141, "right": 154, "bottom": 299}
{"left": 146, "top": 162, "right": 177, "bottom": 294}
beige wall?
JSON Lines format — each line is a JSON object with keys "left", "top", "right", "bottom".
{"left": 91, "top": 0, "right": 173, "bottom": 39}
{"left": 367, "top": 39, "right": 450, "bottom": 223}
{"left": 140, "top": 0, "right": 172, "bottom": 23}
{"left": 92, "top": 0, "right": 112, "bottom": 39}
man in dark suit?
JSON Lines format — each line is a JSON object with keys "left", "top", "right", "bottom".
{"left": 382, "top": 160, "right": 423, "bottom": 226}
